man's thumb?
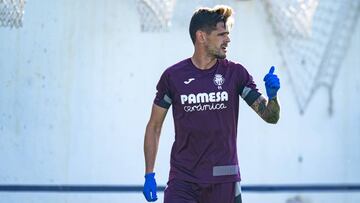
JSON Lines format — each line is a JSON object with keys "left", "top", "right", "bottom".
{"left": 269, "top": 66, "right": 275, "bottom": 74}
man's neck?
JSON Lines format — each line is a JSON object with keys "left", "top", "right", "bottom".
{"left": 191, "top": 52, "right": 217, "bottom": 70}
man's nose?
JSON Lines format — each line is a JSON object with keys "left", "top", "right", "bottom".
{"left": 225, "top": 35, "right": 231, "bottom": 43}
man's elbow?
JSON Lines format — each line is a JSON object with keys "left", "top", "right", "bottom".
{"left": 146, "top": 121, "right": 163, "bottom": 135}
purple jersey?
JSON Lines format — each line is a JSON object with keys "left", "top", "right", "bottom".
{"left": 154, "top": 58, "right": 261, "bottom": 183}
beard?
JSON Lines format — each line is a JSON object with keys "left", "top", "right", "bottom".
{"left": 206, "top": 44, "right": 227, "bottom": 59}
{"left": 215, "top": 52, "right": 226, "bottom": 59}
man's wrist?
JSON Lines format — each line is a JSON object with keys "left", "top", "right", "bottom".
{"left": 269, "top": 96, "right": 277, "bottom": 101}
{"left": 145, "top": 167, "right": 154, "bottom": 174}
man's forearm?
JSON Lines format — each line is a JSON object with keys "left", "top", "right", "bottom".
{"left": 264, "top": 97, "right": 280, "bottom": 123}
{"left": 251, "top": 96, "right": 280, "bottom": 124}
{"left": 144, "top": 124, "right": 161, "bottom": 174}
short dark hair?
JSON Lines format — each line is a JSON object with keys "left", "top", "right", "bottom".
{"left": 189, "top": 5, "right": 233, "bottom": 44}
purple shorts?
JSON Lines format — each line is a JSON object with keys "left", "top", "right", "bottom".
{"left": 164, "top": 179, "right": 242, "bottom": 203}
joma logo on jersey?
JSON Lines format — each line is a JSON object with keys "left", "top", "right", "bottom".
{"left": 180, "top": 91, "right": 228, "bottom": 105}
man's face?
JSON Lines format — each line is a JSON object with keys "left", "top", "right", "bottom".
{"left": 204, "top": 22, "right": 231, "bottom": 59}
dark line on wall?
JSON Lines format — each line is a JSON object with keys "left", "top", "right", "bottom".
{"left": 0, "top": 184, "right": 360, "bottom": 193}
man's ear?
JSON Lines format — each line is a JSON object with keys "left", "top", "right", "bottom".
{"left": 196, "top": 30, "right": 206, "bottom": 44}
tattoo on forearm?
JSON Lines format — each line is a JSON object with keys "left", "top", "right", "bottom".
{"left": 251, "top": 96, "right": 280, "bottom": 123}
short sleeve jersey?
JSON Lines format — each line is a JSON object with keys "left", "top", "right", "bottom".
{"left": 154, "top": 58, "right": 261, "bottom": 183}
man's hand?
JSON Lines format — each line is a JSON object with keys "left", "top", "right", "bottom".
{"left": 263, "top": 66, "right": 280, "bottom": 99}
{"left": 250, "top": 66, "right": 281, "bottom": 123}
{"left": 143, "top": 172, "right": 158, "bottom": 202}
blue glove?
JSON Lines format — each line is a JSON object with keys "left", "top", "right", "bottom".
{"left": 143, "top": 172, "right": 158, "bottom": 202}
{"left": 263, "top": 66, "right": 280, "bottom": 99}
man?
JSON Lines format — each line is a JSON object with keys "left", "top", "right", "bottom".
{"left": 143, "top": 5, "right": 280, "bottom": 203}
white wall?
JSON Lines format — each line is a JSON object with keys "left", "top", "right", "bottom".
{"left": 0, "top": 0, "right": 359, "bottom": 202}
